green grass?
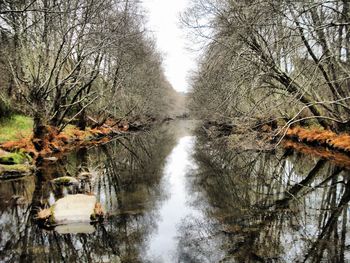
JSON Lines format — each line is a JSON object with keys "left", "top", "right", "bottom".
{"left": 0, "top": 115, "right": 33, "bottom": 143}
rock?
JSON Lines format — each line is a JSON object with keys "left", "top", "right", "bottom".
{"left": 0, "top": 151, "right": 31, "bottom": 165}
{"left": 77, "top": 171, "right": 92, "bottom": 179}
{"left": 53, "top": 194, "right": 97, "bottom": 224}
{"left": 43, "top": 156, "right": 58, "bottom": 162}
{"left": 55, "top": 223, "right": 95, "bottom": 234}
{"left": 35, "top": 194, "right": 104, "bottom": 228}
{"left": 51, "top": 176, "right": 79, "bottom": 186}
{"left": 0, "top": 164, "right": 35, "bottom": 179}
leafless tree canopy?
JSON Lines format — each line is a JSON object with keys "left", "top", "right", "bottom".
{"left": 0, "top": 0, "right": 178, "bottom": 139}
{"left": 184, "top": 0, "right": 350, "bottom": 131}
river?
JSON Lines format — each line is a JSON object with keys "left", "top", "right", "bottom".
{"left": 0, "top": 120, "right": 349, "bottom": 262}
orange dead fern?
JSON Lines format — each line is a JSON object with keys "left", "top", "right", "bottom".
{"left": 286, "top": 126, "right": 350, "bottom": 153}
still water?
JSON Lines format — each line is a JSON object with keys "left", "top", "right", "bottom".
{"left": 0, "top": 120, "right": 350, "bottom": 262}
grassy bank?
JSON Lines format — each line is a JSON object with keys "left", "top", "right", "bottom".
{"left": 0, "top": 115, "right": 33, "bottom": 143}
{"left": 0, "top": 115, "right": 125, "bottom": 179}
{"left": 0, "top": 115, "right": 132, "bottom": 159}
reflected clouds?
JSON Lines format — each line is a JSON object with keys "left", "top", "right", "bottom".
{"left": 1, "top": 121, "right": 350, "bottom": 262}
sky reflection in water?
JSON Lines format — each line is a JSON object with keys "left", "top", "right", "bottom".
{"left": 1, "top": 121, "right": 350, "bottom": 262}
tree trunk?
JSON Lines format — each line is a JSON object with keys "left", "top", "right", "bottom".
{"left": 77, "top": 106, "right": 86, "bottom": 130}
{"left": 248, "top": 35, "right": 332, "bottom": 129}
{"left": 272, "top": 70, "right": 332, "bottom": 129}
{"left": 32, "top": 100, "right": 48, "bottom": 152}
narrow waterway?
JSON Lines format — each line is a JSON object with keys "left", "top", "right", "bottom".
{"left": 1, "top": 120, "right": 350, "bottom": 262}
{"left": 146, "top": 136, "right": 197, "bottom": 261}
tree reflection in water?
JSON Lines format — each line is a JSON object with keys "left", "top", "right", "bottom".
{"left": 177, "top": 130, "right": 350, "bottom": 262}
{"left": 1, "top": 121, "right": 350, "bottom": 262}
{"left": 0, "top": 124, "right": 177, "bottom": 263}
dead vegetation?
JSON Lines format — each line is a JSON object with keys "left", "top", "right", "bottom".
{"left": 94, "top": 203, "right": 104, "bottom": 217}
{"left": 36, "top": 208, "right": 52, "bottom": 220}
{"left": 0, "top": 119, "right": 132, "bottom": 161}
{"left": 283, "top": 139, "right": 350, "bottom": 169}
{"left": 285, "top": 127, "right": 350, "bottom": 153}
{"left": 202, "top": 119, "right": 350, "bottom": 159}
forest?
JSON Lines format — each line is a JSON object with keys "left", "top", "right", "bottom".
{"left": 0, "top": 0, "right": 185, "bottom": 153}
{"left": 184, "top": 0, "right": 350, "bottom": 134}
{"left": 1, "top": 0, "right": 350, "bottom": 262}
{"left": 2, "top": 0, "right": 350, "bottom": 153}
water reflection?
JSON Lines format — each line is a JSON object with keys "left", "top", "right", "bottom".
{"left": 0, "top": 122, "right": 180, "bottom": 262}
{"left": 187, "top": 131, "right": 350, "bottom": 263}
{"left": 0, "top": 121, "right": 350, "bottom": 263}
{"left": 146, "top": 136, "right": 199, "bottom": 262}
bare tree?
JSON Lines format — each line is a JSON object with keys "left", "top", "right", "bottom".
{"left": 0, "top": 0, "right": 177, "bottom": 150}
{"left": 184, "top": 0, "right": 350, "bottom": 131}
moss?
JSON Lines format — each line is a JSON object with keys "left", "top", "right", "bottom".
{"left": 0, "top": 163, "right": 34, "bottom": 179}
{"left": 0, "top": 163, "right": 31, "bottom": 171}
{"left": 49, "top": 206, "right": 56, "bottom": 225}
{"left": 52, "top": 176, "right": 79, "bottom": 185}
{"left": 0, "top": 115, "right": 33, "bottom": 143}
{"left": 0, "top": 151, "right": 31, "bottom": 164}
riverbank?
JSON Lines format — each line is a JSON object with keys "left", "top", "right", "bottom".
{"left": 201, "top": 119, "right": 350, "bottom": 157}
{"left": 200, "top": 119, "right": 276, "bottom": 152}
{"left": 0, "top": 115, "right": 161, "bottom": 179}
{"left": 1, "top": 120, "right": 124, "bottom": 156}
{"left": 285, "top": 126, "right": 350, "bottom": 152}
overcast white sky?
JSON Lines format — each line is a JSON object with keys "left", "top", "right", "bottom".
{"left": 141, "top": 0, "right": 196, "bottom": 93}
